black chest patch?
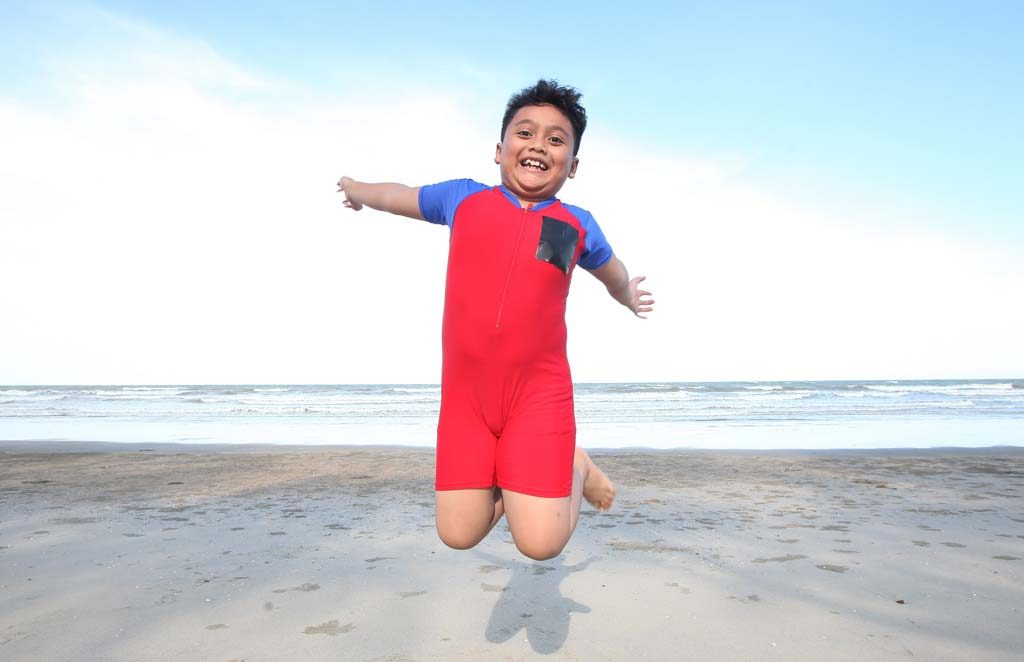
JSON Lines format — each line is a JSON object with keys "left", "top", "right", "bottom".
{"left": 536, "top": 216, "right": 580, "bottom": 274}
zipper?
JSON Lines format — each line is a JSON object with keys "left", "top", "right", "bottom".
{"left": 495, "top": 204, "right": 530, "bottom": 328}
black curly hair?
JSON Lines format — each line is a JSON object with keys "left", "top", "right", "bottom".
{"left": 501, "top": 79, "right": 587, "bottom": 156}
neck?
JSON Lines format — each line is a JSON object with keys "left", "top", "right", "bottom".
{"left": 500, "top": 184, "right": 552, "bottom": 208}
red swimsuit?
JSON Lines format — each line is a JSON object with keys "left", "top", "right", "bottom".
{"left": 419, "top": 181, "right": 612, "bottom": 497}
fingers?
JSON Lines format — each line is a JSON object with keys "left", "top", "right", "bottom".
{"left": 633, "top": 278, "right": 654, "bottom": 318}
{"left": 632, "top": 287, "right": 654, "bottom": 318}
{"left": 337, "top": 176, "right": 363, "bottom": 210}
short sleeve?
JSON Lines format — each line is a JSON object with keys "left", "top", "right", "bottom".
{"left": 562, "top": 203, "right": 613, "bottom": 270}
{"left": 418, "top": 179, "right": 489, "bottom": 227}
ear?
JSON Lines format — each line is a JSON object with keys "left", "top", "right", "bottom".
{"left": 494, "top": 142, "right": 502, "bottom": 165}
{"left": 568, "top": 156, "right": 579, "bottom": 179}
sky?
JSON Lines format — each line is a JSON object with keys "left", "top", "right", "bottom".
{"left": 1, "top": 1, "right": 1022, "bottom": 385}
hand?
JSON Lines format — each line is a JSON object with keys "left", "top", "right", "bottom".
{"left": 336, "top": 176, "right": 363, "bottom": 211}
{"left": 627, "top": 276, "right": 654, "bottom": 318}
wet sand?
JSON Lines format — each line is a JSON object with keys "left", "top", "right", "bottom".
{"left": 1, "top": 443, "right": 1023, "bottom": 661}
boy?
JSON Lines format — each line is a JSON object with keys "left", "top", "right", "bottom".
{"left": 337, "top": 79, "right": 654, "bottom": 561}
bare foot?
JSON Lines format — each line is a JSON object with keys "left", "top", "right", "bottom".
{"left": 577, "top": 448, "right": 616, "bottom": 511}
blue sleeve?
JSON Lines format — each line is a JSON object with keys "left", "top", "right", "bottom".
{"left": 563, "top": 203, "right": 613, "bottom": 270}
{"left": 418, "top": 179, "right": 488, "bottom": 228}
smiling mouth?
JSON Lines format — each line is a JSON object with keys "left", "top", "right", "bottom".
{"left": 520, "top": 158, "right": 548, "bottom": 171}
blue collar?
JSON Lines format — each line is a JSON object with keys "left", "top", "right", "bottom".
{"left": 497, "top": 185, "right": 558, "bottom": 211}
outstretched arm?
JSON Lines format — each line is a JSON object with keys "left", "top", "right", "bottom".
{"left": 588, "top": 256, "right": 654, "bottom": 318}
{"left": 336, "top": 176, "right": 424, "bottom": 220}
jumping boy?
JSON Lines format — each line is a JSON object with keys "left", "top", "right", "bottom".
{"left": 337, "top": 79, "right": 654, "bottom": 561}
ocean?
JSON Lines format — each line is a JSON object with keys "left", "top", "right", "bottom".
{"left": 1, "top": 380, "right": 1021, "bottom": 450}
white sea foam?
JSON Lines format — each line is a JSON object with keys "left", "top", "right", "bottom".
{"left": 2, "top": 381, "right": 1021, "bottom": 448}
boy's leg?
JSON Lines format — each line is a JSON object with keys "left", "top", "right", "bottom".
{"left": 435, "top": 487, "right": 506, "bottom": 550}
{"left": 502, "top": 448, "right": 615, "bottom": 561}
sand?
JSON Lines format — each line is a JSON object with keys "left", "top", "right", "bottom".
{"left": 1, "top": 442, "right": 1023, "bottom": 661}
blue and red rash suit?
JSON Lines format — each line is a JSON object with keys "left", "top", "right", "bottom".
{"left": 419, "top": 180, "right": 612, "bottom": 498}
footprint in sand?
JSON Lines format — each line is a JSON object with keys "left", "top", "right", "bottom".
{"left": 817, "top": 564, "right": 848, "bottom": 573}
{"left": 478, "top": 564, "right": 503, "bottom": 574}
{"left": 993, "top": 555, "right": 1020, "bottom": 561}
{"left": 912, "top": 540, "right": 931, "bottom": 547}
{"left": 272, "top": 583, "right": 319, "bottom": 594}
{"left": 304, "top": 620, "right": 354, "bottom": 636}
{"left": 609, "top": 541, "right": 691, "bottom": 553}
{"left": 752, "top": 554, "right": 807, "bottom": 564}
{"left": 398, "top": 591, "right": 427, "bottom": 598}
{"left": 50, "top": 517, "right": 99, "bottom": 525}
{"left": 205, "top": 624, "right": 229, "bottom": 630}
{"left": 941, "top": 542, "right": 966, "bottom": 548}
{"left": 665, "top": 582, "right": 691, "bottom": 594}
{"left": 481, "top": 583, "right": 506, "bottom": 592}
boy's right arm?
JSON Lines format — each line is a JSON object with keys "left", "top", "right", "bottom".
{"left": 336, "top": 176, "right": 424, "bottom": 220}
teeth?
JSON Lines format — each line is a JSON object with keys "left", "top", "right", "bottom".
{"left": 521, "top": 159, "right": 547, "bottom": 170}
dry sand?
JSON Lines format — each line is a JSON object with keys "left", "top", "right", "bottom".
{"left": 1, "top": 442, "right": 1023, "bottom": 661}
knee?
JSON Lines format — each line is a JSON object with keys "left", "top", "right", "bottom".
{"left": 436, "top": 524, "right": 484, "bottom": 551}
{"left": 514, "top": 537, "right": 566, "bottom": 561}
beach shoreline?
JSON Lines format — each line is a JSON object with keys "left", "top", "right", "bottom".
{"left": 2, "top": 445, "right": 1022, "bottom": 660}
{"left": 3, "top": 439, "right": 1023, "bottom": 454}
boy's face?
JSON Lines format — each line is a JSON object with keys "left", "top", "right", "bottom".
{"left": 495, "top": 104, "right": 579, "bottom": 204}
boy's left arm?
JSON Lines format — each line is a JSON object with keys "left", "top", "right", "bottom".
{"left": 588, "top": 256, "right": 654, "bottom": 318}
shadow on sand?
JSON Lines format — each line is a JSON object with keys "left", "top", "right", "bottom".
{"left": 476, "top": 551, "right": 597, "bottom": 655}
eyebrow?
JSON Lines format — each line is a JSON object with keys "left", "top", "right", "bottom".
{"left": 512, "top": 118, "right": 569, "bottom": 134}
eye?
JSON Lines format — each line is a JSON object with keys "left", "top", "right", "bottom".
{"left": 516, "top": 130, "right": 533, "bottom": 138}
{"left": 548, "top": 135, "right": 566, "bottom": 145}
